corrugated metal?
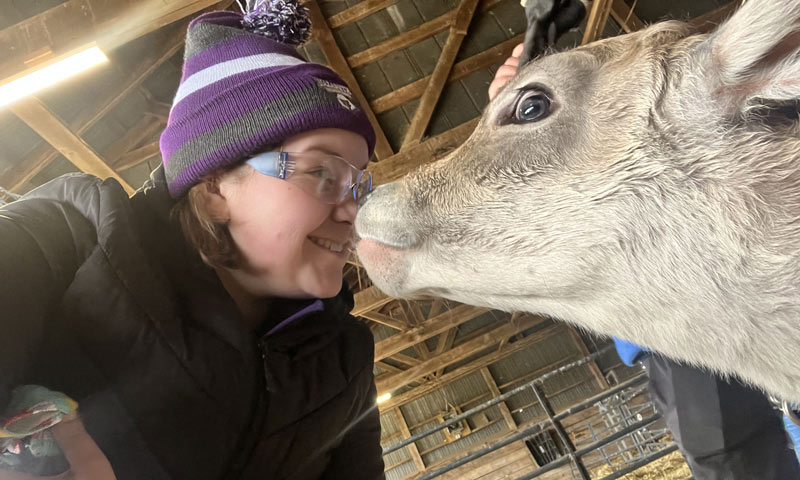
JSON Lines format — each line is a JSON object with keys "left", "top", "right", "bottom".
{"left": 421, "top": 420, "right": 507, "bottom": 465}
{"left": 453, "top": 310, "right": 507, "bottom": 340}
{"left": 401, "top": 371, "right": 490, "bottom": 427}
{"left": 385, "top": 459, "right": 418, "bottom": 480}
{"left": 373, "top": 324, "right": 401, "bottom": 342}
{"left": 488, "top": 330, "right": 579, "bottom": 388}
{"left": 380, "top": 410, "right": 400, "bottom": 437}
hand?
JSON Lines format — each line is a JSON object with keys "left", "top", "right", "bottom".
{"left": 488, "top": 43, "right": 524, "bottom": 101}
{"left": 0, "top": 413, "right": 116, "bottom": 480}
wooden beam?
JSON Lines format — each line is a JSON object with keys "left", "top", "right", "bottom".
{"left": 114, "top": 141, "right": 161, "bottom": 172}
{"left": 379, "top": 323, "right": 564, "bottom": 412}
{"left": 610, "top": 0, "right": 646, "bottom": 33}
{"left": 392, "top": 353, "right": 422, "bottom": 367}
{"left": 479, "top": 367, "right": 517, "bottom": 431}
{"left": 377, "top": 315, "right": 546, "bottom": 395}
{"left": 0, "top": 0, "right": 218, "bottom": 88}
{"left": 9, "top": 97, "right": 135, "bottom": 194}
{"left": 352, "top": 285, "right": 393, "bottom": 316}
{"left": 360, "top": 310, "right": 407, "bottom": 331}
{"left": 374, "top": 304, "right": 488, "bottom": 362}
{"left": 328, "top": 0, "right": 400, "bottom": 29}
{"left": 3, "top": 22, "right": 188, "bottom": 192}
{"left": 328, "top": 0, "right": 505, "bottom": 30}
{"left": 370, "top": 117, "right": 478, "bottom": 185}
{"left": 305, "top": 1, "right": 394, "bottom": 160}
{"left": 347, "top": 10, "right": 456, "bottom": 69}
{"left": 376, "top": 360, "right": 404, "bottom": 374}
{"left": 392, "top": 408, "right": 426, "bottom": 473}
{"left": 581, "top": 0, "right": 614, "bottom": 45}
{"left": 401, "top": 0, "right": 480, "bottom": 149}
{"left": 371, "top": 33, "right": 523, "bottom": 114}
{"left": 565, "top": 326, "right": 609, "bottom": 391}
{"left": 103, "top": 117, "right": 165, "bottom": 167}
{"left": 433, "top": 327, "right": 458, "bottom": 377}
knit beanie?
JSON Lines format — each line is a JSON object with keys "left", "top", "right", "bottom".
{"left": 160, "top": 0, "right": 376, "bottom": 198}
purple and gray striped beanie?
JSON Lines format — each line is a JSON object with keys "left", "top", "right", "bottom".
{"left": 160, "top": 1, "right": 376, "bottom": 198}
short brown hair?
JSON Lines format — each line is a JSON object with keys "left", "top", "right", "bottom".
{"left": 171, "top": 174, "right": 241, "bottom": 269}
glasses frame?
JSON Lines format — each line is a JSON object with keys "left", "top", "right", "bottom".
{"left": 245, "top": 151, "right": 373, "bottom": 205}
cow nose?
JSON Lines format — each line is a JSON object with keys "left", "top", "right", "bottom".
{"left": 355, "top": 181, "right": 422, "bottom": 250}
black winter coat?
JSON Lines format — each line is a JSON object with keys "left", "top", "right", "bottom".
{"left": 0, "top": 168, "right": 385, "bottom": 480}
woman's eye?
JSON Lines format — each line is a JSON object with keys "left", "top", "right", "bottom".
{"left": 306, "top": 168, "right": 333, "bottom": 179}
{"left": 514, "top": 91, "right": 551, "bottom": 123}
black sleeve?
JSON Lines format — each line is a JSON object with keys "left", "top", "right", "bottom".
{"left": 321, "top": 327, "right": 386, "bottom": 480}
{"left": 0, "top": 176, "right": 101, "bottom": 409}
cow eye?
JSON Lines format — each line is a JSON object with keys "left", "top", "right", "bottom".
{"left": 514, "top": 90, "right": 551, "bottom": 123}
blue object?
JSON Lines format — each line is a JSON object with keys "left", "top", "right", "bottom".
{"left": 613, "top": 338, "right": 651, "bottom": 366}
{"left": 784, "top": 414, "right": 800, "bottom": 462}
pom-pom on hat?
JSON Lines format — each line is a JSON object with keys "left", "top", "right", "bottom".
{"left": 160, "top": 0, "right": 376, "bottom": 198}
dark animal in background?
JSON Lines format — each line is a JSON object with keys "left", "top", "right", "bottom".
{"left": 520, "top": 0, "right": 587, "bottom": 66}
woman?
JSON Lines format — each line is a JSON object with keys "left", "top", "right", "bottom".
{"left": 0, "top": 1, "right": 384, "bottom": 479}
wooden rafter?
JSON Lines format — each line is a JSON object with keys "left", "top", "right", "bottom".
{"left": 328, "top": 0, "right": 506, "bottom": 31}
{"left": 371, "top": 33, "right": 523, "bottom": 114}
{"left": 369, "top": 117, "right": 478, "bottom": 185}
{"left": 401, "top": 0, "right": 480, "bottom": 149}
{"left": 305, "top": 0, "right": 394, "bottom": 160}
{"left": 352, "top": 285, "right": 393, "bottom": 316}
{"left": 376, "top": 360, "right": 404, "bottom": 374}
{"left": 360, "top": 310, "right": 407, "bottom": 331}
{"left": 392, "top": 353, "right": 422, "bottom": 367}
{"left": 610, "top": 0, "right": 646, "bottom": 33}
{"left": 581, "top": 0, "right": 614, "bottom": 45}
{"left": 2, "top": 21, "right": 188, "bottom": 192}
{"left": 0, "top": 0, "right": 219, "bottom": 88}
{"left": 328, "top": 0, "right": 400, "bottom": 29}
{"left": 433, "top": 327, "right": 457, "bottom": 377}
{"left": 479, "top": 367, "right": 517, "bottom": 431}
{"left": 565, "top": 326, "right": 609, "bottom": 391}
{"left": 347, "top": 11, "right": 455, "bottom": 69}
{"left": 10, "top": 97, "right": 135, "bottom": 194}
{"left": 392, "top": 408, "right": 426, "bottom": 473}
{"left": 115, "top": 141, "right": 161, "bottom": 172}
{"left": 103, "top": 117, "right": 165, "bottom": 168}
{"left": 374, "top": 304, "right": 488, "bottom": 362}
{"left": 379, "top": 324, "right": 565, "bottom": 412}
{"left": 376, "top": 315, "right": 547, "bottom": 396}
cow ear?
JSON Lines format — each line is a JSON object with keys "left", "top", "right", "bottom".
{"left": 701, "top": 0, "right": 800, "bottom": 117}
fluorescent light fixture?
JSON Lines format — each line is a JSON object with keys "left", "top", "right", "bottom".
{"left": 0, "top": 44, "right": 108, "bottom": 108}
{"left": 376, "top": 393, "right": 392, "bottom": 404}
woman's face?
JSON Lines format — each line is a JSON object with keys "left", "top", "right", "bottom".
{"left": 218, "top": 128, "right": 369, "bottom": 299}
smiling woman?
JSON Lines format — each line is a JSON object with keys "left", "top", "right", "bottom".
{"left": 0, "top": 1, "right": 385, "bottom": 479}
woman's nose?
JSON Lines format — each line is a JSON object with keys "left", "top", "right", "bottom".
{"left": 331, "top": 193, "right": 358, "bottom": 223}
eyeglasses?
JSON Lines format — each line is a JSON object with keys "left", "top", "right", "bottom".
{"left": 245, "top": 151, "right": 373, "bottom": 205}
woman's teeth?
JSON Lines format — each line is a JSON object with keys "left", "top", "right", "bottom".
{"left": 310, "top": 236, "right": 347, "bottom": 253}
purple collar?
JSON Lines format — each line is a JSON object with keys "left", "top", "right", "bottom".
{"left": 265, "top": 299, "right": 325, "bottom": 336}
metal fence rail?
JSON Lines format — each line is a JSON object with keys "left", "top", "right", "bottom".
{"left": 382, "top": 345, "right": 683, "bottom": 480}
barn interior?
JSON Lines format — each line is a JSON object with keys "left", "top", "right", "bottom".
{"left": 0, "top": 0, "right": 746, "bottom": 479}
